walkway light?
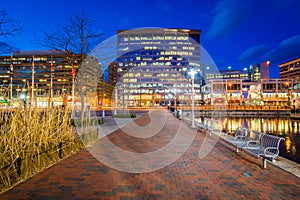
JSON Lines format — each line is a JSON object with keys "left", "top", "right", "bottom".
{"left": 20, "top": 93, "right": 26, "bottom": 99}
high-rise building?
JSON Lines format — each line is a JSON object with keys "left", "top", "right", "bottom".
{"left": 107, "top": 62, "right": 118, "bottom": 86}
{"left": 116, "top": 28, "right": 202, "bottom": 107}
{"left": 249, "top": 61, "right": 270, "bottom": 81}
{"left": 279, "top": 57, "right": 300, "bottom": 80}
{"left": 96, "top": 62, "right": 117, "bottom": 107}
{"left": 0, "top": 50, "right": 82, "bottom": 107}
{"left": 260, "top": 61, "right": 270, "bottom": 79}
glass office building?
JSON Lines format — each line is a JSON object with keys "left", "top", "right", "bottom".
{"left": 116, "top": 28, "right": 202, "bottom": 107}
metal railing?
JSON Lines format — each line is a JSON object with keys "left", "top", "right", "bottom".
{"left": 174, "top": 105, "right": 291, "bottom": 111}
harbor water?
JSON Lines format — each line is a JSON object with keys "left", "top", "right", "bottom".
{"left": 196, "top": 117, "right": 300, "bottom": 164}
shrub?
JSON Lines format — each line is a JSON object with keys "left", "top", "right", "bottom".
{"left": 113, "top": 113, "right": 136, "bottom": 118}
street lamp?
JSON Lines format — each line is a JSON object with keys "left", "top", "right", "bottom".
{"left": 20, "top": 93, "right": 26, "bottom": 108}
{"left": 188, "top": 69, "right": 197, "bottom": 128}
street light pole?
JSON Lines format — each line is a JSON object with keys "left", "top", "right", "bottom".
{"left": 31, "top": 55, "right": 35, "bottom": 107}
{"left": 228, "top": 83, "right": 232, "bottom": 110}
{"left": 122, "top": 82, "right": 125, "bottom": 114}
{"left": 174, "top": 87, "right": 177, "bottom": 114}
{"left": 188, "top": 69, "right": 197, "bottom": 128}
{"left": 10, "top": 55, "right": 13, "bottom": 108}
{"left": 50, "top": 56, "right": 54, "bottom": 108}
{"left": 114, "top": 87, "right": 117, "bottom": 115}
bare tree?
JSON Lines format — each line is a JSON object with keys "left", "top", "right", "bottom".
{"left": 41, "top": 11, "right": 104, "bottom": 119}
{"left": 41, "top": 10, "right": 103, "bottom": 58}
{"left": 0, "top": 9, "right": 23, "bottom": 53}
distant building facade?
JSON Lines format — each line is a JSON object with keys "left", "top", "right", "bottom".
{"left": 205, "top": 61, "right": 270, "bottom": 82}
{"left": 205, "top": 69, "right": 249, "bottom": 80}
{"left": 0, "top": 50, "right": 107, "bottom": 108}
{"left": 279, "top": 57, "right": 300, "bottom": 80}
{"left": 0, "top": 50, "right": 82, "bottom": 107}
{"left": 107, "top": 62, "right": 118, "bottom": 86}
{"left": 116, "top": 28, "right": 202, "bottom": 106}
{"left": 202, "top": 78, "right": 299, "bottom": 106}
{"left": 249, "top": 61, "right": 270, "bottom": 81}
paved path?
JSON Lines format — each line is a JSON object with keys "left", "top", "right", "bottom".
{"left": 1, "top": 109, "right": 300, "bottom": 199}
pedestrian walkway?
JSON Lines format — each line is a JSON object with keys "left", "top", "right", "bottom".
{"left": 1, "top": 109, "right": 300, "bottom": 199}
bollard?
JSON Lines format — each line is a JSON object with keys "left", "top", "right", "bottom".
{"left": 16, "top": 157, "right": 22, "bottom": 176}
{"left": 96, "top": 127, "right": 99, "bottom": 138}
{"left": 59, "top": 142, "right": 63, "bottom": 159}
{"left": 98, "top": 118, "right": 104, "bottom": 125}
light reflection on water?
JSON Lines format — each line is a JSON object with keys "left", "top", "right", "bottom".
{"left": 196, "top": 117, "right": 300, "bottom": 164}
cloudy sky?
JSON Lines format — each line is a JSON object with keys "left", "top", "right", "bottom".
{"left": 1, "top": 0, "right": 300, "bottom": 77}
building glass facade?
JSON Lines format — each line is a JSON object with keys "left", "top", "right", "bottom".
{"left": 205, "top": 69, "right": 250, "bottom": 80}
{"left": 116, "top": 28, "right": 202, "bottom": 107}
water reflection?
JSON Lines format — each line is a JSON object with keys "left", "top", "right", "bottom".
{"left": 196, "top": 117, "right": 300, "bottom": 164}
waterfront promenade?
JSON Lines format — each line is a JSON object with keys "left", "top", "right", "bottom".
{"left": 1, "top": 110, "right": 300, "bottom": 199}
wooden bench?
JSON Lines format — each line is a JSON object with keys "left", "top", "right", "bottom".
{"left": 242, "top": 132, "right": 285, "bottom": 169}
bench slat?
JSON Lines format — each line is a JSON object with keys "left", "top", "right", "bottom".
{"left": 243, "top": 132, "right": 285, "bottom": 168}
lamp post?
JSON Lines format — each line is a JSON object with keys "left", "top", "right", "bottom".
{"left": 174, "top": 87, "right": 177, "bottom": 115}
{"left": 285, "top": 81, "right": 290, "bottom": 108}
{"left": 122, "top": 82, "right": 125, "bottom": 114}
{"left": 188, "top": 69, "right": 197, "bottom": 128}
{"left": 114, "top": 87, "right": 117, "bottom": 115}
{"left": 10, "top": 55, "right": 13, "bottom": 108}
{"left": 228, "top": 83, "right": 232, "bottom": 110}
{"left": 31, "top": 55, "right": 35, "bottom": 107}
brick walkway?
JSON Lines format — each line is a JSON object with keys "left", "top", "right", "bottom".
{"left": 1, "top": 109, "right": 300, "bottom": 200}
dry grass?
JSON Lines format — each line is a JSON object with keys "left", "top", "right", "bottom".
{"left": 0, "top": 107, "right": 90, "bottom": 192}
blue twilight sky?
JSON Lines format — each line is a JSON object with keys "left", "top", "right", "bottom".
{"left": 1, "top": 0, "right": 300, "bottom": 78}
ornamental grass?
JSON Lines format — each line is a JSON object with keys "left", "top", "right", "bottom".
{"left": 0, "top": 107, "right": 99, "bottom": 192}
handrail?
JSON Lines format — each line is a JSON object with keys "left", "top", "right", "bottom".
{"left": 176, "top": 105, "right": 291, "bottom": 111}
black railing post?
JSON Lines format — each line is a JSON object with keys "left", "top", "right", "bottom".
{"left": 59, "top": 142, "right": 63, "bottom": 159}
{"left": 16, "top": 157, "right": 22, "bottom": 176}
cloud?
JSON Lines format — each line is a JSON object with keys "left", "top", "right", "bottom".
{"left": 206, "top": 0, "right": 253, "bottom": 39}
{"left": 238, "top": 45, "right": 270, "bottom": 63}
{"left": 206, "top": 0, "right": 299, "bottom": 40}
{"left": 264, "top": 34, "right": 300, "bottom": 63}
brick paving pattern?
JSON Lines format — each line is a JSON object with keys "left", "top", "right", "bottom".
{"left": 1, "top": 109, "right": 300, "bottom": 200}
